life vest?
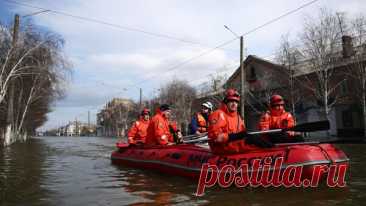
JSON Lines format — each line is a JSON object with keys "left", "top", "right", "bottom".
{"left": 196, "top": 112, "right": 208, "bottom": 133}
{"left": 258, "top": 110, "right": 296, "bottom": 137}
{"left": 208, "top": 104, "right": 257, "bottom": 154}
{"left": 259, "top": 110, "right": 295, "bottom": 130}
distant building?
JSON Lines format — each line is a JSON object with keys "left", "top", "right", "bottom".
{"left": 96, "top": 98, "right": 137, "bottom": 137}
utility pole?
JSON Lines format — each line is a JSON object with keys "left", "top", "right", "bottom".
{"left": 224, "top": 25, "right": 246, "bottom": 119}
{"left": 75, "top": 117, "right": 78, "bottom": 136}
{"left": 139, "top": 88, "right": 142, "bottom": 110}
{"left": 12, "top": 14, "right": 20, "bottom": 45}
{"left": 240, "top": 36, "right": 245, "bottom": 118}
{"left": 88, "top": 110, "right": 90, "bottom": 128}
{"left": 5, "top": 14, "right": 20, "bottom": 145}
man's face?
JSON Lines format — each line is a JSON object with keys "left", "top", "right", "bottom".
{"left": 143, "top": 114, "right": 150, "bottom": 121}
{"left": 271, "top": 104, "right": 284, "bottom": 112}
{"left": 201, "top": 106, "right": 209, "bottom": 114}
{"left": 162, "top": 110, "right": 171, "bottom": 118}
{"left": 227, "top": 101, "right": 238, "bottom": 112}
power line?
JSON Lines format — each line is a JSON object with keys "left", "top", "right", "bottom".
{"left": 3, "top": 0, "right": 238, "bottom": 53}
{"left": 56, "top": 0, "right": 323, "bottom": 122}
{"left": 127, "top": 0, "right": 321, "bottom": 88}
{"left": 240, "top": 0, "right": 320, "bottom": 36}
{"left": 5, "top": 0, "right": 321, "bottom": 91}
{"left": 6, "top": 0, "right": 322, "bottom": 125}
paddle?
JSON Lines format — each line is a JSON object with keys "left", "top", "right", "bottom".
{"left": 183, "top": 136, "right": 208, "bottom": 144}
{"left": 248, "top": 120, "right": 330, "bottom": 135}
{"left": 183, "top": 120, "right": 330, "bottom": 144}
{"left": 182, "top": 133, "right": 207, "bottom": 140}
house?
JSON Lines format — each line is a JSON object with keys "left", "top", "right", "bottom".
{"left": 223, "top": 36, "right": 366, "bottom": 138}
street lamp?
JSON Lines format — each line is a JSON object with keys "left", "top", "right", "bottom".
{"left": 224, "top": 25, "right": 246, "bottom": 119}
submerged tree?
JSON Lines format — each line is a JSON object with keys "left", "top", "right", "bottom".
{"left": 0, "top": 20, "right": 71, "bottom": 146}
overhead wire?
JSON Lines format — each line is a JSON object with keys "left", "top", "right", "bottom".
{"left": 4, "top": 0, "right": 321, "bottom": 90}
{"left": 3, "top": 0, "right": 238, "bottom": 53}
{"left": 3, "top": 0, "right": 323, "bottom": 127}
{"left": 126, "top": 0, "right": 321, "bottom": 88}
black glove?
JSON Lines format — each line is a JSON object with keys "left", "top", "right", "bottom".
{"left": 268, "top": 133, "right": 286, "bottom": 143}
{"left": 245, "top": 135, "right": 273, "bottom": 148}
{"left": 228, "top": 131, "right": 247, "bottom": 141}
{"left": 269, "top": 133, "right": 304, "bottom": 143}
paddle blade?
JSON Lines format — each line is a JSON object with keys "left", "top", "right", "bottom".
{"left": 288, "top": 120, "right": 330, "bottom": 132}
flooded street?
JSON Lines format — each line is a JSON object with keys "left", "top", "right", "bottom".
{"left": 1, "top": 136, "right": 366, "bottom": 206}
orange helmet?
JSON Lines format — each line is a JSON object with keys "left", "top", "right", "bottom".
{"left": 224, "top": 88, "right": 240, "bottom": 102}
{"left": 270, "top": 95, "right": 284, "bottom": 106}
{"left": 141, "top": 108, "right": 150, "bottom": 115}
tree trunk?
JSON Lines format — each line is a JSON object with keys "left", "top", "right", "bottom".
{"left": 4, "top": 124, "right": 13, "bottom": 146}
{"left": 363, "top": 75, "right": 366, "bottom": 138}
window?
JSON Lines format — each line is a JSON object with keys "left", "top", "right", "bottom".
{"left": 342, "top": 110, "right": 353, "bottom": 128}
{"left": 340, "top": 80, "right": 348, "bottom": 95}
{"left": 249, "top": 66, "right": 257, "bottom": 81}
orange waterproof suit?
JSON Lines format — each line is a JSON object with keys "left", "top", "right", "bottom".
{"left": 208, "top": 104, "right": 257, "bottom": 154}
{"left": 146, "top": 109, "right": 174, "bottom": 145}
{"left": 258, "top": 109, "right": 295, "bottom": 137}
{"left": 127, "top": 117, "right": 150, "bottom": 144}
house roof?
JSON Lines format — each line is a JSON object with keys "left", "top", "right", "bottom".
{"left": 226, "top": 55, "right": 286, "bottom": 84}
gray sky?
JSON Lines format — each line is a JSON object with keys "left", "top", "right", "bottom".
{"left": 3, "top": 0, "right": 366, "bottom": 130}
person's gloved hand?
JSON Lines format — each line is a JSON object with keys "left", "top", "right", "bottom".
{"left": 269, "top": 132, "right": 288, "bottom": 143}
{"left": 228, "top": 131, "right": 247, "bottom": 141}
{"left": 176, "top": 136, "right": 184, "bottom": 144}
{"left": 245, "top": 135, "right": 273, "bottom": 148}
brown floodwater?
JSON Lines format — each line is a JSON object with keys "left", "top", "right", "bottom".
{"left": 0, "top": 136, "right": 365, "bottom": 206}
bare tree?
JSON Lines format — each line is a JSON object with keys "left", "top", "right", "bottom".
{"left": 158, "top": 79, "right": 197, "bottom": 134}
{"left": 276, "top": 34, "right": 303, "bottom": 115}
{"left": 299, "top": 8, "right": 347, "bottom": 119}
{"left": 198, "top": 73, "right": 227, "bottom": 107}
{"left": 0, "top": 21, "right": 70, "bottom": 146}
{"left": 97, "top": 98, "right": 139, "bottom": 137}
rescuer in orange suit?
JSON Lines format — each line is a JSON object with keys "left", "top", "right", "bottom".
{"left": 208, "top": 89, "right": 272, "bottom": 154}
{"left": 258, "top": 94, "right": 301, "bottom": 143}
{"left": 146, "top": 104, "right": 182, "bottom": 145}
{"left": 127, "top": 108, "right": 151, "bottom": 145}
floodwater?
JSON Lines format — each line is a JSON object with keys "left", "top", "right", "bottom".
{"left": 0, "top": 136, "right": 365, "bottom": 206}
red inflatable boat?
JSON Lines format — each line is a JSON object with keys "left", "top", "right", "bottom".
{"left": 111, "top": 142, "right": 349, "bottom": 182}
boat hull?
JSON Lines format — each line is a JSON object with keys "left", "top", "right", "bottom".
{"left": 111, "top": 143, "right": 349, "bottom": 182}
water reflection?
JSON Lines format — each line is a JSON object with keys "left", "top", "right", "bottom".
{"left": 0, "top": 139, "right": 52, "bottom": 206}
{"left": 111, "top": 143, "right": 364, "bottom": 206}
{"left": 1, "top": 137, "right": 365, "bottom": 206}
{"left": 114, "top": 166, "right": 206, "bottom": 205}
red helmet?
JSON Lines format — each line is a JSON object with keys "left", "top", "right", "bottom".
{"left": 141, "top": 108, "right": 150, "bottom": 115}
{"left": 224, "top": 89, "right": 240, "bottom": 102}
{"left": 270, "top": 95, "right": 284, "bottom": 105}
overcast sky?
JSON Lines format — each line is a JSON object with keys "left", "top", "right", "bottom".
{"left": 1, "top": 0, "right": 365, "bottom": 130}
